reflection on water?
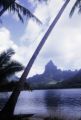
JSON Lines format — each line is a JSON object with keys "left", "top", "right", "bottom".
{"left": 14, "top": 89, "right": 81, "bottom": 120}
{"left": 45, "top": 90, "right": 61, "bottom": 117}
{"left": 44, "top": 89, "right": 81, "bottom": 120}
{"left": 1, "top": 89, "right": 81, "bottom": 120}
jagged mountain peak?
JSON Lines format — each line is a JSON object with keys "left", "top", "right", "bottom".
{"left": 28, "top": 60, "right": 78, "bottom": 84}
{"left": 47, "top": 60, "right": 54, "bottom": 66}
{"left": 45, "top": 60, "right": 57, "bottom": 72}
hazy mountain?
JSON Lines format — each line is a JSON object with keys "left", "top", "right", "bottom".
{"left": 57, "top": 69, "right": 81, "bottom": 88}
{"left": 28, "top": 60, "right": 78, "bottom": 85}
{"left": 0, "top": 60, "right": 81, "bottom": 90}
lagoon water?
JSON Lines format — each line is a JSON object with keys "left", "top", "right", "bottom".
{"left": 13, "top": 89, "right": 81, "bottom": 120}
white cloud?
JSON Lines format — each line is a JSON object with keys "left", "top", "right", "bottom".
{"left": 17, "top": 0, "right": 81, "bottom": 74}
{"left": 21, "top": 19, "right": 42, "bottom": 45}
{"left": 37, "top": 0, "right": 81, "bottom": 71}
{"left": 0, "top": 27, "right": 43, "bottom": 77}
{"left": 21, "top": 0, "right": 81, "bottom": 76}
{"left": 0, "top": 27, "right": 18, "bottom": 51}
{"left": 1, "top": 0, "right": 81, "bottom": 77}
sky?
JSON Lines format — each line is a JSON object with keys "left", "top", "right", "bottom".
{"left": 0, "top": 0, "right": 81, "bottom": 77}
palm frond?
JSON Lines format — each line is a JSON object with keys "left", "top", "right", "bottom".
{"left": 6, "top": 61, "right": 24, "bottom": 73}
{"left": 0, "top": 61, "right": 24, "bottom": 79}
{"left": 10, "top": 2, "right": 42, "bottom": 24}
{"left": 0, "top": 0, "right": 42, "bottom": 24}
{"left": 0, "top": 48, "right": 24, "bottom": 83}
{"left": 70, "top": 0, "right": 81, "bottom": 16}
{"left": 0, "top": 48, "right": 15, "bottom": 68}
{"left": 0, "top": 0, "right": 14, "bottom": 8}
{"left": 78, "top": 0, "right": 81, "bottom": 13}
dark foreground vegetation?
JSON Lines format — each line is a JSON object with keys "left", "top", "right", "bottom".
{"left": 0, "top": 115, "right": 63, "bottom": 120}
{"left": 4, "top": 115, "right": 81, "bottom": 120}
{"left": 0, "top": 79, "right": 81, "bottom": 92}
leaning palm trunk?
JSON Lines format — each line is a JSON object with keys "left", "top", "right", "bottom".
{"left": 0, "top": 0, "right": 70, "bottom": 119}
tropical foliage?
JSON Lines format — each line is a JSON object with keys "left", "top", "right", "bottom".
{"left": 70, "top": 0, "right": 81, "bottom": 16}
{"left": 0, "top": 0, "right": 81, "bottom": 22}
{"left": 0, "top": 0, "right": 47, "bottom": 23}
{"left": 0, "top": 48, "right": 24, "bottom": 84}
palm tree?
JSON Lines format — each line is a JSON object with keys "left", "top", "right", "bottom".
{"left": 0, "top": 0, "right": 70, "bottom": 119}
{"left": 0, "top": 48, "right": 24, "bottom": 84}
{"left": 0, "top": 0, "right": 47, "bottom": 23}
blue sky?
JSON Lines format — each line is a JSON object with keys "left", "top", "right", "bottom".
{"left": 0, "top": 0, "right": 81, "bottom": 77}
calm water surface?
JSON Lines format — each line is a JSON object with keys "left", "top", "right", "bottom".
{"left": 13, "top": 89, "right": 81, "bottom": 120}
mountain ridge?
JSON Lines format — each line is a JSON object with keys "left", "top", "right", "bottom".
{"left": 28, "top": 60, "right": 78, "bottom": 85}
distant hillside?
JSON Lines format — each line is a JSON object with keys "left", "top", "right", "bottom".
{"left": 28, "top": 60, "right": 78, "bottom": 86}
{"left": 57, "top": 69, "right": 81, "bottom": 88}
{"left": 1, "top": 60, "right": 81, "bottom": 91}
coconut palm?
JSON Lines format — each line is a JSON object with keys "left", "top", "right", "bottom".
{"left": 0, "top": 0, "right": 47, "bottom": 23}
{"left": 0, "top": 48, "right": 24, "bottom": 84}
{"left": 0, "top": 0, "right": 70, "bottom": 120}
